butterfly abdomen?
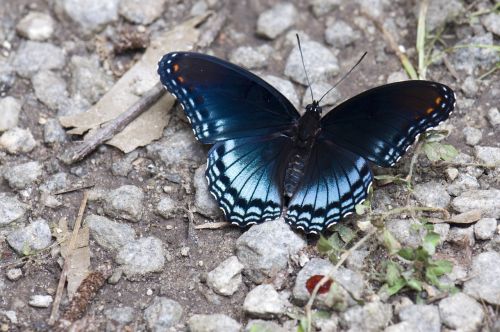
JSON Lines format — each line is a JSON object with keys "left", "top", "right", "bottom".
{"left": 284, "top": 151, "right": 308, "bottom": 197}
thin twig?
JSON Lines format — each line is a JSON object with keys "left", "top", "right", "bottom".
{"left": 49, "top": 191, "right": 89, "bottom": 325}
{"left": 194, "top": 222, "right": 231, "bottom": 229}
{"left": 405, "top": 139, "right": 423, "bottom": 184}
{"left": 379, "top": 205, "right": 450, "bottom": 220}
{"left": 53, "top": 183, "right": 95, "bottom": 195}
{"left": 416, "top": 0, "right": 429, "bottom": 79}
{"left": 304, "top": 228, "right": 376, "bottom": 332}
{"left": 62, "top": 82, "right": 165, "bottom": 165}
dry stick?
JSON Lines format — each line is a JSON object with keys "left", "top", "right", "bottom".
{"left": 48, "top": 191, "right": 89, "bottom": 325}
{"left": 53, "top": 183, "right": 95, "bottom": 195}
{"left": 194, "top": 222, "right": 231, "bottom": 230}
{"left": 304, "top": 228, "right": 377, "bottom": 332}
{"left": 364, "top": 13, "right": 418, "bottom": 80}
{"left": 62, "top": 82, "right": 165, "bottom": 164}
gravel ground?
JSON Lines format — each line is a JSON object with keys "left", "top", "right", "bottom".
{"left": 0, "top": 0, "right": 499, "bottom": 331}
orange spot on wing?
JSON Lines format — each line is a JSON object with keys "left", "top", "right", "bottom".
{"left": 178, "top": 76, "right": 184, "bottom": 83}
{"left": 435, "top": 97, "right": 442, "bottom": 104}
{"left": 173, "top": 64, "right": 179, "bottom": 72}
{"left": 426, "top": 107, "right": 434, "bottom": 114}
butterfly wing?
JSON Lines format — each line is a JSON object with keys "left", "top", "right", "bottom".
{"left": 285, "top": 135, "right": 373, "bottom": 233}
{"left": 207, "top": 134, "right": 293, "bottom": 226}
{"left": 158, "top": 52, "right": 300, "bottom": 143}
{"left": 320, "top": 81, "right": 456, "bottom": 167}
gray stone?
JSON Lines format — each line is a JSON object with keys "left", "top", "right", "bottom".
{"left": 190, "top": 1, "right": 208, "bottom": 16}
{"left": 0, "top": 60, "right": 15, "bottom": 95}
{"left": 384, "top": 321, "right": 415, "bottom": 332}
{"left": 386, "top": 71, "right": 408, "bottom": 83}
{"left": 0, "top": 127, "right": 37, "bottom": 154}
{"left": 43, "top": 118, "right": 67, "bottom": 144}
{"left": 0, "top": 194, "right": 27, "bottom": 226}
{"left": 3, "top": 161, "right": 42, "bottom": 189}
{"left": 385, "top": 219, "right": 426, "bottom": 248}
{"left": 293, "top": 258, "right": 364, "bottom": 308}
{"left": 28, "top": 295, "right": 53, "bottom": 308}
{"left": 0, "top": 310, "right": 17, "bottom": 324}
{"left": 256, "top": 3, "right": 297, "bottom": 39}
{"left": 325, "top": 20, "right": 360, "bottom": 48}
{"left": 345, "top": 249, "right": 370, "bottom": 271}
{"left": 16, "top": 12, "right": 55, "bottom": 41}
{"left": 193, "top": 165, "right": 220, "bottom": 218}
{"left": 70, "top": 55, "right": 113, "bottom": 104}
{"left": 236, "top": 218, "right": 306, "bottom": 283}
{"left": 461, "top": 76, "right": 478, "bottom": 97}
{"left": 6, "top": 268, "right": 22, "bottom": 281}
{"left": 450, "top": 33, "right": 498, "bottom": 74}
{"left": 452, "top": 189, "right": 500, "bottom": 218}
{"left": 474, "top": 218, "right": 497, "bottom": 240}
{"left": 462, "top": 126, "right": 482, "bottom": 146}
{"left": 116, "top": 236, "right": 165, "bottom": 277}
{"left": 147, "top": 129, "right": 204, "bottom": 166}
{"left": 481, "top": 12, "right": 500, "bottom": 36}
{"left": 355, "top": 0, "right": 386, "bottom": 19}
{"left": 31, "top": 70, "right": 68, "bottom": 110}
{"left": 245, "top": 320, "right": 287, "bottom": 332}
{"left": 262, "top": 75, "right": 300, "bottom": 109}
{"left": 474, "top": 146, "right": 500, "bottom": 165}
{"left": 188, "top": 314, "right": 241, "bottom": 332}
{"left": 86, "top": 214, "right": 136, "bottom": 251}
{"left": 445, "top": 167, "right": 459, "bottom": 181}
{"left": 447, "top": 174, "right": 480, "bottom": 196}
{"left": 104, "top": 185, "right": 144, "bottom": 222}
{"left": 57, "top": 94, "right": 91, "bottom": 117}
{"left": 243, "top": 284, "right": 286, "bottom": 317}
{"left": 464, "top": 251, "right": 500, "bottom": 305}
{"left": 433, "top": 223, "right": 450, "bottom": 243}
{"left": 487, "top": 107, "right": 500, "bottom": 126}
{"left": 206, "top": 255, "right": 244, "bottom": 296}
{"left": 119, "top": 0, "right": 166, "bottom": 25}
{"left": 7, "top": 219, "right": 52, "bottom": 254}
{"left": 302, "top": 81, "right": 341, "bottom": 108}
{"left": 104, "top": 306, "right": 135, "bottom": 331}
{"left": 413, "top": 181, "right": 450, "bottom": 208}
{"left": 448, "top": 225, "right": 475, "bottom": 246}
{"left": 156, "top": 196, "right": 181, "bottom": 219}
{"left": 342, "top": 301, "right": 392, "bottom": 332}
{"left": 311, "top": 0, "right": 341, "bottom": 17}
{"left": 398, "top": 304, "right": 440, "bottom": 332}
{"left": 40, "top": 172, "right": 68, "bottom": 193}
{"left": 424, "top": 0, "right": 463, "bottom": 31}
{"left": 228, "top": 45, "right": 273, "bottom": 69}
{"left": 285, "top": 40, "right": 339, "bottom": 85}
{"left": 438, "top": 293, "right": 483, "bottom": 332}
{"left": 12, "top": 41, "right": 65, "bottom": 78}
{"left": 144, "top": 297, "right": 183, "bottom": 331}
{"left": 56, "top": 0, "right": 119, "bottom": 34}
{"left": 0, "top": 97, "right": 21, "bottom": 132}
{"left": 111, "top": 151, "right": 138, "bottom": 177}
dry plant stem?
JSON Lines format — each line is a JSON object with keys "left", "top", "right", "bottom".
{"left": 194, "top": 222, "right": 231, "bottom": 229}
{"left": 48, "top": 191, "right": 89, "bottom": 325}
{"left": 364, "top": 13, "right": 418, "bottom": 80}
{"left": 53, "top": 183, "right": 95, "bottom": 195}
{"left": 405, "top": 140, "right": 423, "bottom": 184}
{"left": 416, "top": 0, "right": 429, "bottom": 79}
{"left": 304, "top": 228, "right": 377, "bottom": 332}
{"left": 63, "top": 82, "right": 165, "bottom": 164}
{"left": 380, "top": 205, "right": 450, "bottom": 220}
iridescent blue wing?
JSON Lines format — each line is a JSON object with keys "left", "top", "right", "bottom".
{"left": 207, "top": 134, "right": 293, "bottom": 226}
{"left": 158, "top": 52, "right": 300, "bottom": 143}
{"left": 285, "top": 136, "right": 373, "bottom": 233}
{"left": 321, "top": 81, "right": 456, "bottom": 167}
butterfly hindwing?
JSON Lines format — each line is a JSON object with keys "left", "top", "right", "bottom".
{"left": 206, "top": 134, "right": 293, "bottom": 226}
{"left": 320, "top": 80, "right": 455, "bottom": 167}
{"left": 285, "top": 136, "right": 373, "bottom": 233}
{"left": 158, "top": 52, "right": 300, "bottom": 143}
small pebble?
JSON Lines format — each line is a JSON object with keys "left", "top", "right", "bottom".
{"left": 28, "top": 295, "right": 53, "bottom": 308}
{"left": 6, "top": 268, "right": 22, "bottom": 281}
{"left": 16, "top": 12, "right": 55, "bottom": 41}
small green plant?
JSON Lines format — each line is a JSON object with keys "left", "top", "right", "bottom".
{"left": 422, "top": 130, "right": 459, "bottom": 162}
{"left": 381, "top": 225, "right": 455, "bottom": 298}
{"left": 317, "top": 224, "right": 357, "bottom": 264}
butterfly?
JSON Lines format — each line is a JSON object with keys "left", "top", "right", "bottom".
{"left": 157, "top": 51, "right": 455, "bottom": 233}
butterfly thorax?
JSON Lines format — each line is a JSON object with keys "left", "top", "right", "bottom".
{"left": 283, "top": 102, "right": 322, "bottom": 198}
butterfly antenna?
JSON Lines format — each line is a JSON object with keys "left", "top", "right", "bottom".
{"left": 317, "top": 51, "right": 367, "bottom": 104}
{"left": 296, "top": 34, "right": 314, "bottom": 103}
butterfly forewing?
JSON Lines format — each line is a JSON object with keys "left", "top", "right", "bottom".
{"left": 320, "top": 81, "right": 455, "bottom": 167}
{"left": 285, "top": 136, "right": 373, "bottom": 233}
{"left": 158, "top": 52, "right": 300, "bottom": 143}
{"left": 206, "top": 135, "right": 293, "bottom": 226}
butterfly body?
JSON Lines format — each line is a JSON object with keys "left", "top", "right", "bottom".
{"left": 158, "top": 52, "right": 455, "bottom": 233}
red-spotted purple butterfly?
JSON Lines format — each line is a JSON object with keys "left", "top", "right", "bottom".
{"left": 157, "top": 50, "right": 455, "bottom": 234}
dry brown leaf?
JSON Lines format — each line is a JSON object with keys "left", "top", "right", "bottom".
{"left": 59, "top": 13, "right": 210, "bottom": 153}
